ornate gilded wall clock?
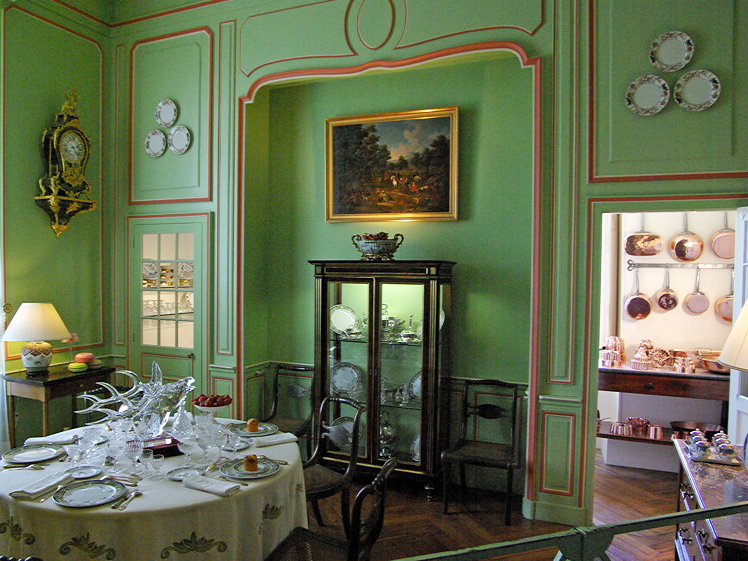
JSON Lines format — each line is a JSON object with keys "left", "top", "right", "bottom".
{"left": 37, "top": 89, "right": 96, "bottom": 236}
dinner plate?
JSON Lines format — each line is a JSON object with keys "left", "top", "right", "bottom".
{"left": 674, "top": 69, "right": 721, "bottom": 112}
{"left": 330, "top": 362, "right": 363, "bottom": 395}
{"left": 219, "top": 458, "right": 280, "bottom": 480}
{"left": 52, "top": 479, "right": 127, "bottom": 508}
{"left": 144, "top": 129, "right": 167, "bottom": 158}
{"left": 65, "top": 465, "right": 104, "bottom": 479}
{"left": 168, "top": 125, "right": 191, "bottom": 155}
{"left": 155, "top": 98, "right": 178, "bottom": 127}
{"left": 2, "top": 444, "right": 65, "bottom": 464}
{"left": 229, "top": 422, "right": 278, "bottom": 438}
{"left": 330, "top": 305, "right": 360, "bottom": 335}
{"left": 625, "top": 74, "right": 670, "bottom": 116}
{"left": 649, "top": 30, "right": 694, "bottom": 72}
{"left": 167, "top": 466, "right": 205, "bottom": 482}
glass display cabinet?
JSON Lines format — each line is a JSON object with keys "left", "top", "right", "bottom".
{"left": 310, "top": 260, "right": 454, "bottom": 496}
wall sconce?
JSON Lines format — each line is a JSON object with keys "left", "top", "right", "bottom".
{"left": 1, "top": 303, "right": 71, "bottom": 376}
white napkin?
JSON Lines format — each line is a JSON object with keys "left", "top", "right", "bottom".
{"left": 251, "top": 432, "right": 298, "bottom": 447}
{"left": 24, "top": 433, "right": 78, "bottom": 445}
{"left": 10, "top": 471, "right": 74, "bottom": 500}
{"left": 182, "top": 474, "right": 240, "bottom": 497}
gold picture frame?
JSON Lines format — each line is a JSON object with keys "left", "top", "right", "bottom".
{"left": 325, "top": 107, "right": 458, "bottom": 222}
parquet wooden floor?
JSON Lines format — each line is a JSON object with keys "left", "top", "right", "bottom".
{"left": 307, "top": 453, "right": 678, "bottom": 560}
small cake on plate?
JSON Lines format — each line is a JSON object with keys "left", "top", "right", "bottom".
{"left": 246, "top": 418, "right": 259, "bottom": 432}
{"left": 243, "top": 454, "right": 258, "bottom": 472}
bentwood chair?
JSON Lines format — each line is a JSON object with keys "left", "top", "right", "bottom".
{"left": 267, "top": 458, "right": 398, "bottom": 561}
{"left": 303, "top": 395, "right": 365, "bottom": 536}
{"left": 441, "top": 378, "right": 522, "bottom": 525}
{"left": 262, "top": 364, "right": 315, "bottom": 456}
{"left": 0, "top": 556, "right": 44, "bottom": 561}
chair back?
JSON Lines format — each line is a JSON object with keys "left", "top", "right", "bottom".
{"left": 262, "top": 363, "right": 314, "bottom": 423}
{"left": 305, "top": 395, "right": 366, "bottom": 482}
{"left": 348, "top": 458, "right": 398, "bottom": 561}
{"left": 457, "top": 378, "right": 521, "bottom": 466}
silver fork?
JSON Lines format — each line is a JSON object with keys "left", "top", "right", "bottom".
{"left": 115, "top": 491, "right": 142, "bottom": 510}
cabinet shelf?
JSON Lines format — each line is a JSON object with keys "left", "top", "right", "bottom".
{"left": 596, "top": 420, "right": 675, "bottom": 446}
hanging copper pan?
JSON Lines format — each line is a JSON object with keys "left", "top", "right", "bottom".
{"left": 669, "top": 212, "right": 703, "bottom": 262}
{"left": 710, "top": 212, "right": 735, "bottom": 259}
{"left": 625, "top": 213, "right": 663, "bottom": 256}
{"left": 714, "top": 270, "right": 734, "bottom": 322}
{"left": 653, "top": 267, "right": 678, "bottom": 312}
{"left": 683, "top": 267, "right": 709, "bottom": 315}
{"left": 624, "top": 267, "right": 652, "bottom": 320}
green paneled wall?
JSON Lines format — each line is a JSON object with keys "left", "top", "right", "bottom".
{"left": 244, "top": 56, "right": 535, "bottom": 381}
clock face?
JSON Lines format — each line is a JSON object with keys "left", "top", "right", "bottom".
{"left": 59, "top": 130, "right": 86, "bottom": 164}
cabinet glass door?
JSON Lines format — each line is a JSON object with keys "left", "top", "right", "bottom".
{"left": 378, "top": 283, "right": 425, "bottom": 465}
{"left": 328, "top": 281, "right": 369, "bottom": 457}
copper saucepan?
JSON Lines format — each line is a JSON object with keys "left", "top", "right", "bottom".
{"left": 625, "top": 213, "right": 663, "bottom": 257}
{"left": 714, "top": 269, "right": 734, "bottom": 322}
{"left": 653, "top": 267, "right": 678, "bottom": 312}
{"left": 669, "top": 212, "right": 703, "bottom": 262}
{"left": 625, "top": 266, "right": 652, "bottom": 320}
{"left": 683, "top": 267, "right": 709, "bottom": 315}
{"left": 711, "top": 212, "right": 735, "bottom": 259}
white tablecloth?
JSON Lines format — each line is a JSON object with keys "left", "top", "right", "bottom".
{"left": 0, "top": 422, "right": 307, "bottom": 560}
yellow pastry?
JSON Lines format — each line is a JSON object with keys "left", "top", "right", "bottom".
{"left": 246, "top": 418, "right": 259, "bottom": 432}
{"left": 243, "top": 454, "right": 258, "bottom": 472}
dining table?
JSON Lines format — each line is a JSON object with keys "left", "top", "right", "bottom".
{"left": 0, "top": 419, "right": 308, "bottom": 560}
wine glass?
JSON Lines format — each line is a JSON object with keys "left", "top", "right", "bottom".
{"left": 124, "top": 436, "right": 144, "bottom": 475}
{"left": 151, "top": 454, "right": 165, "bottom": 480}
{"left": 177, "top": 439, "right": 198, "bottom": 467}
{"left": 139, "top": 449, "right": 154, "bottom": 478}
{"left": 107, "top": 439, "right": 127, "bottom": 473}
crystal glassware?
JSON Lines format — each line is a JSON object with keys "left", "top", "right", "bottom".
{"left": 177, "top": 439, "right": 199, "bottom": 467}
{"left": 139, "top": 448, "right": 154, "bottom": 477}
{"left": 124, "top": 436, "right": 144, "bottom": 475}
{"left": 151, "top": 454, "right": 165, "bottom": 480}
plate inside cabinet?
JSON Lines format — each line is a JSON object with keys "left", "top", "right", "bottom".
{"left": 673, "top": 70, "right": 721, "bottom": 112}
{"left": 625, "top": 74, "right": 670, "bottom": 116}
{"left": 649, "top": 31, "right": 694, "bottom": 72}
{"left": 144, "top": 129, "right": 167, "bottom": 158}
{"left": 168, "top": 125, "right": 191, "bottom": 155}
{"left": 155, "top": 98, "right": 178, "bottom": 127}
{"left": 330, "top": 362, "right": 363, "bottom": 395}
{"left": 330, "top": 304, "right": 359, "bottom": 335}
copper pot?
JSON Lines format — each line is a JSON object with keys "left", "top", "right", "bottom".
{"left": 653, "top": 267, "right": 678, "bottom": 312}
{"left": 625, "top": 214, "right": 663, "bottom": 256}
{"left": 710, "top": 212, "right": 735, "bottom": 259}
{"left": 625, "top": 267, "right": 652, "bottom": 320}
{"left": 714, "top": 270, "right": 733, "bottom": 322}
{"left": 669, "top": 213, "right": 703, "bottom": 262}
{"left": 683, "top": 267, "right": 709, "bottom": 315}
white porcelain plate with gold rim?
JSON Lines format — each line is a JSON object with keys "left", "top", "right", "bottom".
{"left": 144, "top": 129, "right": 167, "bottom": 158}
{"left": 625, "top": 74, "right": 670, "bottom": 116}
{"left": 649, "top": 30, "right": 694, "bottom": 72}
{"left": 330, "top": 304, "right": 359, "bottom": 334}
{"left": 168, "top": 125, "right": 191, "bottom": 155}
{"left": 155, "top": 98, "right": 178, "bottom": 127}
{"left": 674, "top": 69, "right": 721, "bottom": 112}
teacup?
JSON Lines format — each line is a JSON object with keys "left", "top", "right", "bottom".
{"left": 691, "top": 440, "right": 711, "bottom": 459}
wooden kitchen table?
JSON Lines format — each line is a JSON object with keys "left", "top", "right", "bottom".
{"left": 2, "top": 365, "right": 114, "bottom": 447}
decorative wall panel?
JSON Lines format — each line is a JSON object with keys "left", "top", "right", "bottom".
{"left": 539, "top": 411, "right": 576, "bottom": 496}
{"left": 589, "top": 0, "right": 748, "bottom": 181}
{"left": 130, "top": 28, "right": 213, "bottom": 203}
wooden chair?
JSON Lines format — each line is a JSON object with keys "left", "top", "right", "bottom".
{"left": 267, "top": 458, "right": 398, "bottom": 561}
{"left": 441, "top": 378, "right": 521, "bottom": 525}
{"left": 303, "top": 395, "right": 365, "bottom": 536}
{"left": 0, "top": 556, "right": 44, "bottom": 561}
{"left": 262, "top": 364, "right": 315, "bottom": 456}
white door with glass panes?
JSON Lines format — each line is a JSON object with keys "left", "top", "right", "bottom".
{"left": 129, "top": 216, "right": 207, "bottom": 392}
{"left": 728, "top": 207, "right": 748, "bottom": 446}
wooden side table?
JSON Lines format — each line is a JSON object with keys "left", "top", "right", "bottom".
{"left": 2, "top": 364, "right": 114, "bottom": 447}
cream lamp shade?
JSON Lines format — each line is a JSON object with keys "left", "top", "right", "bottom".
{"left": 1, "top": 302, "right": 70, "bottom": 373}
{"left": 719, "top": 301, "right": 748, "bottom": 372}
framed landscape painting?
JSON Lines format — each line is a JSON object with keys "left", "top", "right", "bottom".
{"left": 326, "top": 107, "right": 458, "bottom": 222}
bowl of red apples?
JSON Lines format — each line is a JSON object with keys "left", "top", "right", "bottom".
{"left": 191, "top": 393, "right": 232, "bottom": 414}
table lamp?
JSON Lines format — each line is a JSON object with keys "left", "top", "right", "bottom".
{"left": 1, "top": 302, "right": 71, "bottom": 376}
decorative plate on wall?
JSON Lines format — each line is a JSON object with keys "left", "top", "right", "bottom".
{"left": 674, "top": 69, "right": 721, "bottom": 112}
{"left": 625, "top": 74, "right": 670, "bottom": 116}
{"left": 649, "top": 31, "right": 694, "bottom": 72}
{"left": 155, "top": 98, "right": 178, "bottom": 127}
{"left": 144, "top": 129, "right": 167, "bottom": 158}
{"left": 168, "top": 125, "right": 191, "bottom": 154}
